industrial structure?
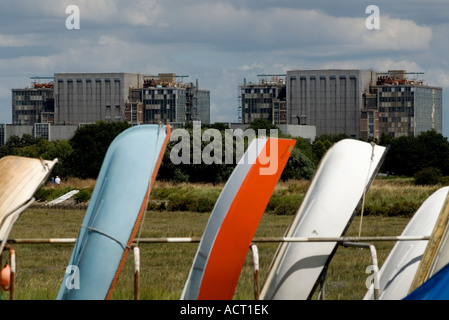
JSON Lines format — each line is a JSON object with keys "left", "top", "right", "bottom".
{"left": 239, "top": 74, "right": 286, "bottom": 125}
{"left": 240, "top": 69, "right": 443, "bottom": 140}
{"left": 286, "top": 69, "right": 375, "bottom": 139}
{"left": 11, "top": 72, "right": 210, "bottom": 127}
{"left": 129, "top": 74, "right": 210, "bottom": 126}
{"left": 375, "top": 71, "right": 442, "bottom": 138}
{"left": 4, "top": 72, "right": 210, "bottom": 146}
{"left": 53, "top": 72, "right": 210, "bottom": 126}
{"left": 12, "top": 77, "right": 55, "bottom": 125}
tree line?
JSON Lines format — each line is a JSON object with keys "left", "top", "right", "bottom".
{"left": 1, "top": 119, "right": 448, "bottom": 185}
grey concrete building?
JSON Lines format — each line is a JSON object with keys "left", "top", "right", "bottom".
{"left": 0, "top": 123, "right": 79, "bottom": 146}
{"left": 49, "top": 72, "right": 210, "bottom": 126}
{"left": 54, "top": 72, "right": 145, "bottom": 125}
{"left": 285, "top": 69, "right": 443, "bottom": 140}
{"left": 6, "top": 72, "right": 211, "bottom": 145}
{"left": 286, "top": 69, "right": 376, "bottom": 139}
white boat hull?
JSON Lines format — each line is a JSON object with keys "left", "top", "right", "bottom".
{"left": 364, "top": 186, "right": 449, "bottom": 300}
{"left": 261, "top": 139, "right": 387, "bottom": 300}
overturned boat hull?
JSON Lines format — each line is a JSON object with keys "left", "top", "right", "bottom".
{"left": 181, "top": 137, "right": 295, "bottom": 300}
{"left": 0, "top": 156, "right": 58, "bottom": 253}
{"left": 364, "top": 187, "right": 449, "bottom": 300}
{"left": 57, "top": 124, "right": 170, "bottom": 300}
{"left": 261, "top": 139, "right": 387, "bottom": 300}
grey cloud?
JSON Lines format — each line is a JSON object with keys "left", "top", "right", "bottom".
{"left": 0, "top": 0, "right": 448, "bottom": 135}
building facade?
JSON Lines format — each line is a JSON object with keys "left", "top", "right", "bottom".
{"left": 54, "top": 72, "right": 145, "bottom": 125}
{"left": 286, "top": 69, "right": 376, "bottom": 139}
{"left": 6, "top": 72, "right": 211, "bottom": 144}
{"left": 131, "top": 76, "right": 210, "bottom": 125}
{"left": 12, "top": 72, "right": 210, "bottom": 128}
{"left": 376, "top": 71, "right": 443, "bottom": 137}
{"left": 0, "top": 123, "right": 79, "bottom": 146}
{"left": 239, "top": 76, "right": 286, "bottom": 125}
{"left": 12, "top": 83, "right": 54, "bottom": 125}
{"left": 283, "top": 69, "right": 442, "bottom": 140}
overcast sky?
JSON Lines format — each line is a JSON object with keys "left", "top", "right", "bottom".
{"left": 1, "top": 0, "right": 449, "bottom": 136}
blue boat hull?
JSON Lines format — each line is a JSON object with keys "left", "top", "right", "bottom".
{"left": 57, "top": 124, "right": 170, "bottom": 300}
{"left": 405, "top": 263, "right": 449, "bottom": 300}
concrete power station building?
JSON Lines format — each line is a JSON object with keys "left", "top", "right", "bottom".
{"left": 286, "top": 69, "right": 375, "bottom": 139}
{"left": 54, "top": 72, "right": 210, "bottom": 126}
{"left": 3, "top": 72, "right": 210, "bottom": 146}
{"left": 240, "top": 69, "right": 443, "bottom": 140}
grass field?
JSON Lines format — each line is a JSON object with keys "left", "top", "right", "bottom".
{"left": 1, "top": 178, "right": 441, "bottom": 300}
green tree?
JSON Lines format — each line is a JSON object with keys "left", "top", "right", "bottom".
{"left": 68, "top": 121, "right": 131, "bottom": 179}
{"left": 248, "top": 119, "right": 280, "bottom": 136}
{"left": 158, "top": 126, "right": 235, "bottom": 184}
{"left": 382, "top": 130, "right": 449, "bottom": 176}
{"left": 280, "top": 148, "right": 316, "bottom": 181}
{"left": 294, "top": 137, "right": 318, "bottom": 165}
{"left": 414, "top": 167, "right": 443, "bottom": 186}
{"left": 311, "top": 133, "right": 349, "bottom": 162}
{"left": 13, "top": 139, "right": 73, "bottom": 177}
{"left": 312, "top": 140, "right": 329, "bottom": 161}
{"left": 379, "top": 132, "right": 393, "bottom": 147}
{"left": 0, "top": 134, "right": 41, "bottom": 158}
{"left": 381, "top": 135, "right": 417, "bottom": 175}
{"left": 415, "top": 130, "right": 449, "bottom": 175}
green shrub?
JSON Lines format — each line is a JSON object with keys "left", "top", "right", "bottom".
{"left": 414, "top": 167, "right": 442, "bottom": 186}
{"left": 34, "top": 188, "right": 53, "bottom": 201}
{"left": 34, "top": 187, "right": 74, "bottom": 201}
{"left": 74, "top": 188, "right": 93, "bottom": 203}
{"left": 162, "top": 187, "right": 220, "bottom": 213}
{"left": 360, "top": 201, "right": 419, "bottom": 217}
{"left": 266, "top": 193, "right": 303, "bottom": 215}
{"left": 438, "top": 176, "right": 449, "bottom": 186}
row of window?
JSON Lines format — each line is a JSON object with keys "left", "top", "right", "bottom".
{"left": 58, "top": 77, "right": 121, "bottom": 83}
{"left": 379, "top": 96, "right": 414, "bottom": 103}
{"left": 241, "top": 88, "right": 279, "bottom": 94}
{"left": 144, "top": 89, "right": 177, "bottom": 95}
{"left": 291, "top": 75, "right": 358, "bottom": 81}
{"left": 381, "top": 86, "right": 415, "bottom": 92}
{"left": 379, "top": 107, "right": 414, "bottom": 113}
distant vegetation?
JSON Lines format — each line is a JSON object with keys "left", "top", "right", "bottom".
{"left": 379, "top": 130, "right": 449, "bottom": 180}
{"left": 1, "top": 120, "right": 449, "bottom": 187}
{"left": 33, "top": 177, "right": 438, "bottom": 218}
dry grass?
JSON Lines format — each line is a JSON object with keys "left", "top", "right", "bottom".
{"left": 44, "top": 177, "right": 97, "bottom": 190}
{"left": 5, "top": 209, "right": 408, "bottom": 300}
{"left": 361, "top": 178, "right": 440, "bottom": 217}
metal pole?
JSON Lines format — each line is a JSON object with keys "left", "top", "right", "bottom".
{"left": 250, "top": 243, "right": 260, "bottom": 300}
{"left": 133, "top": 246, "right": 140, "bottom": 300}
{"left": 317, "top": 268, "right": 327, "bottom": 300}
{"left": 6, "top": 235, "right": 429, "bottom": 245}
{"left": 9, "top": 247, "right": 15, "bottom": 300}
{"left": 343, "top": 242, "right": 380, "bottom": 300}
